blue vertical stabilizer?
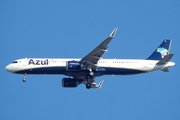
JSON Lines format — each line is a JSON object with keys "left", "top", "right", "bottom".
{"left": 147, "top": 40, "right": 172, "bottom": 60}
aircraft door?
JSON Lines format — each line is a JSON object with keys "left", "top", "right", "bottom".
{"left": 22, "top": 59, "right": 28, "bottom": 67}
{"left": 143, "top": 61, "right": 148, "bottom": 69}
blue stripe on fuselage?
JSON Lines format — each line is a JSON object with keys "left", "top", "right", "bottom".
{"left": 15, "top": 67, "right": 66, "bottom": 74}
{"left": 103, "top": 67, "right": 146, "bottom": 75}
{"left": 14, "top": 66, "right": 146, "bottom": 75}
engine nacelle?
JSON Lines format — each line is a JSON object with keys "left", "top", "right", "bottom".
{"left": 66, "top": 61, "right": 81, "bottom": 71}
{"left": 62, "top": 78, "right": 78, "bottom": 88}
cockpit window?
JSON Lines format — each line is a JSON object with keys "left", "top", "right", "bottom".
{"left": 12, "top": 61, "right": 18, "bottom": 63}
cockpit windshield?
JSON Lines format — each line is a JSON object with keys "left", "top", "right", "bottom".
{"left": 12, "top": 61, "right": 18, "bottom": 63}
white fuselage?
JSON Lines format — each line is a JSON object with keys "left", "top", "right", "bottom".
{"left": 5, "top": 58, "right": 175, "bottom": 75}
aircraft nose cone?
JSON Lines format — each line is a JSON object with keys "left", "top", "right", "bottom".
{"left": 5, "top": 64, "right": 12, "bottom": 73}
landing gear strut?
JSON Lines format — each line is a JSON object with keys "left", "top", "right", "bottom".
{"left": 88, "top": 68, "right": 94, "bottom": 76}
{"left": 90, "top": 71, "right": 94, "bottom": 76}
{"left": 23, "top": 73, "right": 26, "bottom": 82}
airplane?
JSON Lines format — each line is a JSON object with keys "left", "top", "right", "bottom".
{"left": 5, "top": 28, "right": 176, "bottom": 89}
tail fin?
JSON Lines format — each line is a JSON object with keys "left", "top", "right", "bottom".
{"left": 147, "top": 40, "right": 172, "bottom": 60}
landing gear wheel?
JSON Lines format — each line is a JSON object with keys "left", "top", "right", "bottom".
{"left": 90, "top": 71, "right": 94, "bottom": 76}
{"left": 23, "top": 73, "right": 27, "bottom": 82}
{"left": 86, "top": 83, "right": 91, "bottom": 89}
{"left": 23, "top": 78, "right": 26, "bottom": 82}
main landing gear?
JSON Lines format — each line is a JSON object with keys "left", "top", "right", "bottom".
{"left": 86, "top": 75, "right": 92, "bottom": 89}
{"left": 84, "top": 68, "right": 94, "bottom": 89}
{"left": 23, "top": 73, "right": 26, "bottom": 82}
{"left": 89, "top": 69, "right": 94, "bottom": 76}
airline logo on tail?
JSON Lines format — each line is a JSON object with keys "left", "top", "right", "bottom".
{"left": 146, "top": 40, "right": 171, "bottom": 60}
{"left": 156, "top": 47, "right": 168, "bottom": 58}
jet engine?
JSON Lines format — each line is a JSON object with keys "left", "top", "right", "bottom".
{"left": 62, "top": 78, "right": 78, "bottom": 88}
{"left": 66, "top": 61, "right": 82, "bottom": 71}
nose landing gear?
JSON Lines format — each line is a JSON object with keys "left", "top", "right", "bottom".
{"left": 23, "top": 73, "right": 26, "bottom": 82}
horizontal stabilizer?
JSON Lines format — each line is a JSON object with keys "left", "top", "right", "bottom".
{"left": 156, "top": 53, "right": 174, "bottom": 65}
{"left": 161, "top": 68, "right": 169, "bottom": 72}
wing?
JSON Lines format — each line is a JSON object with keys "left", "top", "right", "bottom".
{"left": 80, "top": 28, "right": 118, "bottom": 70}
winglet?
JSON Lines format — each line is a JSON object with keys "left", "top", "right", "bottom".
{"left": 110, "top": 28, "right": 118, "bottom": 37}
{"left": 98, "top": 80, "right": 104, "bottom": 88}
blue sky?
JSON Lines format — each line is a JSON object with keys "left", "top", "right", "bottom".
{"left": 1, "top": 0, "right": 180, "bottom": 120}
